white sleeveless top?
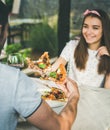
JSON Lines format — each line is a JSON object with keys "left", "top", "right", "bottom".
{"left": 60, "top": 40, "right": 105, "bottom": 88}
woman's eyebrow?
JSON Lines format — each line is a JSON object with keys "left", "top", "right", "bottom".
{"left": 83, "top": 23, "right": 101, "bottom": 27}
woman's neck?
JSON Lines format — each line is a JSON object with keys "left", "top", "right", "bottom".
{"left": 88, "top": 43, "right": 100, "bottom": 50}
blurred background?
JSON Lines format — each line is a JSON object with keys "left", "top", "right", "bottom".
{"left": 2, "top": 0, "right": 110, "bottom": 58}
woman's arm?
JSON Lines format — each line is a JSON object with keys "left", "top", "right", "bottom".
{"left": 38, "top": 57, "right": 67, "bottom": 77}
{"left": 27, "top": 78, "right": 79, "bottom": 130}
{"left": 51, "top": 57, "right": 67, "bottom": 71}
{"left": 104, "top": 74, "right": 110, "bottom": 89}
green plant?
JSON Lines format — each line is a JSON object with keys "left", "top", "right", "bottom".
{"left": 18, "top": 48, "right": 32, "bottom": 58}
{"left": 7, "top": 53, "right": 24, "bottom": 64}
{"left": 29, "top": 22, "right": 58, "bottom": 57}
{"left": 3, "top": 43, "right": 32, "bottom": 68}
{"left": 5, "top": 43, "right": 22, "bottom": 55}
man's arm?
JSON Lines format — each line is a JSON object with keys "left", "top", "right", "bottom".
{"left": 27, "top": 78, "right": 79, "bottom": 130}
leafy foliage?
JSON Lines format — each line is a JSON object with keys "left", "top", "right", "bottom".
{"left": 29, "top": 22, "right": 58, "bottom": 57}
{"left": 4, "top": 43, "right": 32, "bottom": 68}
{"left": 5, "top": 43, "right": 22, "bottom": 54}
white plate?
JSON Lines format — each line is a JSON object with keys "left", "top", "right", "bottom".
{"left": 22, "top": 68, "right": 39, "bottom": 75}
{"left": 38, "top": 88, "right": 67, "bottom": 108}
{"left": 46, "top": 100, "right": 66, "bottom": 108}
{"left": 31, "top": 78, "right": 59, "bottom": 89}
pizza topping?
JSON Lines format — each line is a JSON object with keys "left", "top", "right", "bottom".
{"left": 49, "top": 72, "right": 57, "bottom": 78}
{"left": 38, "top": 63, "right": 46, "bottom": 69}
{"left": 41, "top": 87, "right": 67, "bottom": 101}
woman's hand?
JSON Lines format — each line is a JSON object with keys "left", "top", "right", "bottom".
{"left": 97, "top": 46, "right": 110, "bottom": 57}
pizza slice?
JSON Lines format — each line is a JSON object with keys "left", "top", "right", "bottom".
{"left": 26, "top": 52, "right": 51, "bottom": 70}
{"left": 36, "top": 52, "right": 51, "bottom": 70}
{"left": 42, "top": 64, "right": 67, "bottom": 84}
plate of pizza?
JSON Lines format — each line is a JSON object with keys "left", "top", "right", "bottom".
{"left": 38, "top": 87, "right": 67, "bottom": 108}
{"left": 25, "top": 52, "right": 67, "bottom": 84}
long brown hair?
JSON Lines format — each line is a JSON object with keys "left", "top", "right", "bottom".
{"left": 74, "top": 9, "right": 110, "bottom": 75}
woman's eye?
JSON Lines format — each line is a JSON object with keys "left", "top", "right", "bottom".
{"left": 93, "top": 27, "right": 99, "bottom": 30}
{"left": 93, "top": 25, "right": 100, "bottom": 30}
{"left": 83, "top": 25, "right": 88, "bottom": 28}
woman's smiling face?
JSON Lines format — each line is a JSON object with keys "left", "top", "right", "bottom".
{"left": 82, "top": 16, "right": 103, "bottom": 50}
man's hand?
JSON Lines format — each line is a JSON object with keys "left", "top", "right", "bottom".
{"left": 57, "top": 78, "right": 80, "bottom": 101}
{"left": 65, "top": 78, "right": 79, "bottom": 100}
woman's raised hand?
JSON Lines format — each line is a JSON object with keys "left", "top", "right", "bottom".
{"left": 97, "top": 46, "right": 110, "bottom": 57}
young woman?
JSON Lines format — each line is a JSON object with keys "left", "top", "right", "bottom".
{"left": 39, "top": 9, "right": 110, "bottom": 130}
{"left": 51, "top": 9, "right": 110, "bottom": 88}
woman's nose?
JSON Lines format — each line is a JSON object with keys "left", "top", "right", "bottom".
{"left": 86, "top": 28, "right": 92, "bottom": 34}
